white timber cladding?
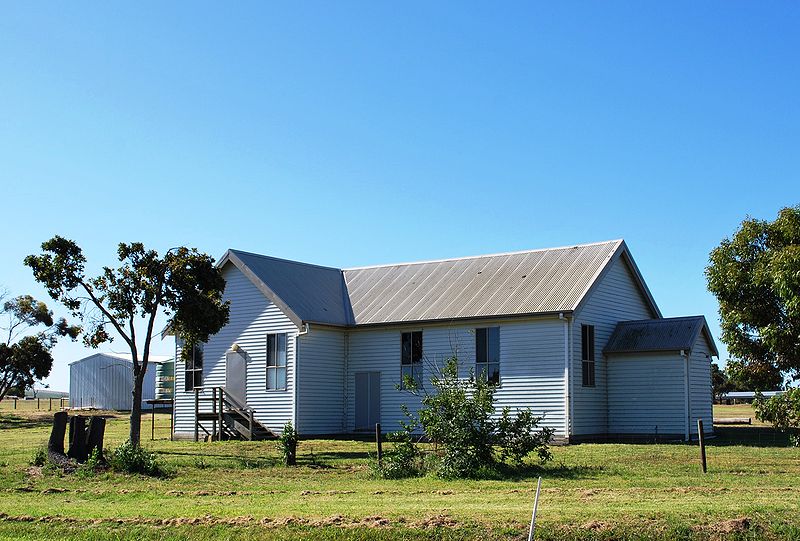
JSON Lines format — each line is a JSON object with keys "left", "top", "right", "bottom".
{"left": 297, "top": 328, "right": 346, "bottom": 434}
{"left": 689, "top": 334, "right": 714, "bottom": 436}
{"left": 345, "top": 318, "right": 568, "bottom": 437}
{"left": 571, "top": 255, "right": 658, "bottom": 436}
{"left": 607, "top": 353, "right": 687, "bottom": 435}
{"left": 173, "top": 264, "right": 299, "bottom": 436}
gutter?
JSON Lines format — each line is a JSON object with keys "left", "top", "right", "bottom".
{"left": 682, "top": 349, "right": 690, "bottom": 442}
{"left": 293, "top": 323, "right": 310, "bottom": 431}
{"left": 559, "top": 313, "right": 572, "bottom": 440}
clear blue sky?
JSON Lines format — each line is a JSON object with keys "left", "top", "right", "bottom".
{"left": 1, "top": 2, "right": 798, "bottom": 391}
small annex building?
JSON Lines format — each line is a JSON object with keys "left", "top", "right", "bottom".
{"left": 69, "top": 353, "right": 169, "bottom": 411}
{"left": 172, "top": 239, "right": 718, "bottom": 442}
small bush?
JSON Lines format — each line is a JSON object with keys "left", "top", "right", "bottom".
{"left": 30, "top": 447, "right": 47, "bottom": 467}
{"left": 375, "top": 418, "right": 424, "bottom": 479}
{"left": 277, "top": 421, "right": 298, "bottom": 466}
{"left": 754, "top": 388, "right": 800, "bottom": 446}
{"left": 109, "top": 441, "right": 169, "bottom": 477}
{"left": 76, "top": 447, "right": 105, "bottom": 478}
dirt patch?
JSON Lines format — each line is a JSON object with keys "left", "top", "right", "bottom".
{"left": 711, "top": 517, "right": 750, "bottom": 534}
{"left": 299, "top": 490, "right": 355, "bottom": 496}
{"left": 579, "top": 489, "right": 601, "bottom": 498}
{"left": 581, "top": 520, "right": 612, "bottom": 532}
{"left": 413, "top": 514, "right": 460, "bottom": 529}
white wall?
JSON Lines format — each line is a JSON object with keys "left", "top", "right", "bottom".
{"left": 689, "top": 334, "right": 714, "bottom": 436}
{"left": 173, "top": 264, "right": 299, "bottom": 436}
{"left": 297, "top": 327, "right": 346, "bottom": 434}
{"left": 607, "top": 353, "right": 687, "bottom": 436}
{"left": 346, "top": 318, "right": 568, "bottom": 437}
{"left": 571, "top": 255, "right": 658, "bottom": 436}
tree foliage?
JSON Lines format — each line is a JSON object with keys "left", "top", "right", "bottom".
{"left": 0, "top": 293, "right": 79, "bottom": 400}
{"left": 25, "top": 236, "right": 230, "bottom": 445}
{"left": 706, "top": 205, "right": 800, "bottom": 384}
{"left": 393, "top": 356, "right": 553, "bottom": 479}
{"left": 754, "top": 388, "right": 800, "bottom": 446}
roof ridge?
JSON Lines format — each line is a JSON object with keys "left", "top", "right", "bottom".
{"left": 617, "top": 315, "right": 706, "bottom": 325}
{"left": 342, "top": 239, "right": 624, "bottom": 271}
{"left": 229, "top": 249, "right": 343, "bottom": 273}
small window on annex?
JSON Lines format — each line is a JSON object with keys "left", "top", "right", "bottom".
{"left": 400, "top": 331, "right": 423, "bottom": 388}
{"left": 184, "top": 342, "right": 204, "bottom": 392}
{"left": 475, "top": 327, "right": 500, "bottom": 385}
{"left": 266, "top": 333, "right": 288, "bottom": 390}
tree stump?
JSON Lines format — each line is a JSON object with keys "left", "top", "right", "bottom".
{"left": 86, "top": 416, "right": 106, "bottom": 461}
{"left": 68, "top": 416, "right": 88, "bottom": 462}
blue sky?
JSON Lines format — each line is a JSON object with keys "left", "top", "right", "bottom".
{"left": 1, "top": 2, "right": 798, "bottom": 391}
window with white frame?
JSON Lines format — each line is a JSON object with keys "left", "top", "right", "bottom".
{"left": 475, "top": 327, "right": 500, "bottom": 384}
{"left": 184, "top": 342, "right": 204, "bottom": 392}
{"left": 400, "top": 331, "right": 423, "bottom": 388}
{"left": 266, "top": 333, "right": 288, "bottom": 390}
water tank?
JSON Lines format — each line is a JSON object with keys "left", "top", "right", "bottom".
{"left": 154, "top": 360, "right": 175, "bottom": 400}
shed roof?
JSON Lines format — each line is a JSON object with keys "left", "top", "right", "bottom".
{"left": 604, "top": 316, "right": 719, "bottom": 356}
{"left": 219, "top": 239, "right": 660, "bottom": 328}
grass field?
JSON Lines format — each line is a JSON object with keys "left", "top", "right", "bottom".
{"left": 0, "top": 405, "right": 798, "bottom": 540}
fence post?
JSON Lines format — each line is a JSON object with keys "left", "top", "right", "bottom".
{"left": 49, "top": 398, "right": 53, "bottom": 411}
{"left": 194, "top": 388, "right": 200, "bottom": 442}
{"left": 13, "top": 398, "right": 16, "bottom": 410}
{"left": 697, "top": 419, "right": 707, "bottom": 474}
{"left": 375, "top": 423, "right": 382, "bottom": 467}
{"left": 37, "top": 398, "right": 40, "bottom": 410}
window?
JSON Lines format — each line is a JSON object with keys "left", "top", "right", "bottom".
{"left": 267, "top": 333, "right": 288, "bottom": 390}
{"left": 184, "top": 342, "right": 204, "bottom": 392}
{"left": 401, "top": 331, "right": 423, "bottom": 388}
{"left": 476, "top": 327, "right": 500, "bottom": 384}
{"left": 581, "top": 324, "right": 595, "bottom": 387}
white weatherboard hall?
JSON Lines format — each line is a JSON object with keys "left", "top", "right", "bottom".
{"left": 172, "top": 240, "right": 718, "bottom": 443}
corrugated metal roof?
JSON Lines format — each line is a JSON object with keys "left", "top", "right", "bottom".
{"left": 604, "top": 316, "right": 719, "bottom": 356}
{"left": 220, "top": 239, "right": 661, "bottom": 328}
{"left": 223, "top": 250, "right": 353, "bottom": 327}
{"left": 343, "top": 240, "right": 624, "bottom": 325}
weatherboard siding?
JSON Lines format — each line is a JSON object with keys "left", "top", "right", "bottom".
{"left": 607, "top": 353, "right": 686, "bottom": 435}
{"left": 689, "top": 335, "right": 713, "bottom": 436}
{"left": 173, "top": 264, "right": 299, "bottom": 437}
{"left": 345, "top": 318, "right": 567, "bottom": 437}
{"left": 571, "top": 256, "right": 657, "bottom": 436}
{"left": 297, "top": 328, "right": 346, "bottom": 434}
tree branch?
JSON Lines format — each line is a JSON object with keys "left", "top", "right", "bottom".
{"left": 77, "top": 279, "right": 132, "bottom": 349}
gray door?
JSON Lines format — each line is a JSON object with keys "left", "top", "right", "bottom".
{"left": 225, "top": 350, "right": 247, "bottom": 405}
{"left": 355, "top": 372, "right": 380, "bottom": 430}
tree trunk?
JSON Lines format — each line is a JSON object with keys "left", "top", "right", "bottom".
{"left": 130, "top": 373, "right": 144, "bottom": 446}
{"left": 49, "top": 411, "right": 68, "bottom": 455}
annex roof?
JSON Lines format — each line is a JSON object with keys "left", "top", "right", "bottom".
{"left": 604, "top": 316, "right": 719, "bottom": 357}
{"left": 219, "top": 239, "right": 660, "bottom": 328}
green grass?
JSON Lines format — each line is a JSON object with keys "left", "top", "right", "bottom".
{"left": 0, "top": 405, "right": 797, "bottom": 540}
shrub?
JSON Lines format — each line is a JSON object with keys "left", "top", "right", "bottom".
{"left": 277, "top": 421, "right": 298, "bottom": 466}
{"left": 754, "top": 388, "right": 800, "bottom": 446}
{"left": 375, "top": 417, "right": 424, "bottom": 479}
{"left": 76, "top": 447, "right": 105, "bottom": 478}
{"left": 109, "top": 441, "right": 169, "bottom": 477}
{"left": 402, "top": 356, "right": 553, "bottom": 478}
{"left": 30, "top": 447, "right": 47, "bottom": 467}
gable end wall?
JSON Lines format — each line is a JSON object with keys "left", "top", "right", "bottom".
{"left": 571, "top": 255, "right": 658, "bottom": 436}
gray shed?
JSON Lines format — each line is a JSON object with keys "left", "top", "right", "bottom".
{"left": 69, "top": 353, "right": 169, "bottom": 410}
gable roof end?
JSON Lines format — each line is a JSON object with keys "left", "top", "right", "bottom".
{"left": 218, "top": 250, "right": 353, "bottom": 328}
{"left": 604, "top": 316, "right": 719, "bottom": 357}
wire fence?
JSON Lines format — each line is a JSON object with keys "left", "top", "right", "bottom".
{"left": 0, "top": 397, "right": 70, "bottom": 411}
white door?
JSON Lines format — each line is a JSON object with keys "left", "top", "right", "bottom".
{"left": 225, "top": 350, "right": 247, "bottom": 405}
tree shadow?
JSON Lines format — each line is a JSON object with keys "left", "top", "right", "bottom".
{"left": 708, "top": 426, "right": 793, "bottom": 448}
{"left": 477, "top": 461, "right": 609, "bottom": 482}
{"left": 0, "top": 413, "right": 53, "bottom": 430}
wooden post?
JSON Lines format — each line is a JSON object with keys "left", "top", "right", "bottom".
{"left": 151, "top": 402, "right": 156, "bottom": 441}
{"left": 37, "top": 398, "right": 40, "bottom": 410}
{"left": 86, "top": 416, "right": 106, "bottom": 460}
{"left": 13, "top": 398, "right": 16, "bottom": 410}
{"left": 194, "top": 388, "right": 200, "bottom": 442}
{"left": 49, "top": 398, "right": 53, "bottom": 411}
{"left": 248, "top": 410, "right": 254, "bottom": 441}
{"left": 697, "top": 419, "right": 707, "bottom": 473}
{"left": 375, "top": 423, "right": 382, "bottom": 467}
{"left": 211, "top": 388, "right": 217, "bottom": 441}
{"left": 68, "top": 416, "right": 88, "bottom": 462}
{"left": 49, "top": 411, "right": 68, "bottom": 455}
